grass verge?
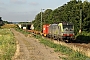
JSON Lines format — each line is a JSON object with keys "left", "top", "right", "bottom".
{"left": 0, "top": 29, "right": 16, "bottom": 60}
{"left": 15, "top": 27, "right": 90, "bottom": 60}
{"left": 15, "top": 27, "right": 30, "bottom": 36}
{"left": 35, "top": 35, "right": 90, "bottom": 60}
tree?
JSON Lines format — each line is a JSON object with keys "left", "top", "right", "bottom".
{"left": 32, "top": 13, "right": 41, "bottom": 31}
{"left": 0, "top": 17, "right": 4, "bottom": 26}
{"left": 82, "top": 1, "right": 90, "bottom": 31}
{"left": 32, "top": 0, "right": 90, "bottom": 34}
{"left": 43, "top": 9, "right": 52, "bottom": 24}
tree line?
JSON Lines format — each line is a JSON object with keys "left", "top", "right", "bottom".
{"left": 0, "top": 17, "right": 13, "bottom": 27}
{"left": 32, "top": 0, "right": 90, "bottom": 34}
{"left": 0, "top": 17, "right": 4, "bottom": 26}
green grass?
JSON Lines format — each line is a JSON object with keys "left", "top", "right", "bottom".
{"left": 15, "top": 27, "right": 90, "bottom": 60}
{"left": 35, "top": 35, "right": 90, "bottom": 60}
{"left": 15, "top": 27, "right": 30, "bottom": 36}
{"left": 0, "top": 29, "right": 16, "bottom": 60}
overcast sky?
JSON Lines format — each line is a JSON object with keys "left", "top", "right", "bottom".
{"left": 0, "top": 0, "right": 89, "bottom": 22}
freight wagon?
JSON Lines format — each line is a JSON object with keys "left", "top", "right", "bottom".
{"left": 43, "top": 22, "right": 74, "bottom": 41}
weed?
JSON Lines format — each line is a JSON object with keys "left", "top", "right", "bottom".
{"left": 15, "top": 28, "right": 90, "bottom": 60}
{"left": 38, "top": 36, "right": 90, "bottom": 60}
{"left": 0, "top": 29, "right": 16, "bottom": 60}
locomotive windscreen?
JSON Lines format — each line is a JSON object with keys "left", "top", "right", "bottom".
{"left": 63, "top": 25, "right": 73, "bottom": 31}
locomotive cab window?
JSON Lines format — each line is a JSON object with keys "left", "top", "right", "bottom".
{"left": 63, "top": 25, "right": 73, "bottom": 31}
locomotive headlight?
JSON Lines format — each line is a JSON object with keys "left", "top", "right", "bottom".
{"left": 63, "top": 34, "right": 67, "bottom": 36}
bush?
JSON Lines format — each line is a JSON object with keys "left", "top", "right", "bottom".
{"left": 76, "top": 31, "right": 90, "bottom": 43}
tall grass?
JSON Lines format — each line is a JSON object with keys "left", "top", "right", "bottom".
{"left": 15, "top": 27, "right": 30, "bottom": 36}
{"left": 0, "top": 29, "right": 16, "bottom": 60}
{"left": 15, "top": 27, "right": 90, "bottom": 60}
{"left": 35, "top": 35, "right": 90, "bottom": 60}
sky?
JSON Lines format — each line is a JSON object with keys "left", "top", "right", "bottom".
{"left": 0, "top": 0, "right": 90, "bottom": 22}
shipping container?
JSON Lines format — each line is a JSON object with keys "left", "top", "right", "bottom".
{"left": 43, "top": 24, "right": 49, "bottom": 36}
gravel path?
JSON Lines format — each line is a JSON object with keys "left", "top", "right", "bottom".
{"left": 11, "top": 29, "right": 63, "bottom": 60}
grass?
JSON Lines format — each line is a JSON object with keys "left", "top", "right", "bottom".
{"left": 15, "top": 27, "right": 90, "bottom": 60}
{"left": 1, "top": 24, "right": 17, "bottom": 29}
{"left": 35, "top": 35, "right": 90, "bottom": 60}
{"left": 0, "top": 29, "right": 16, "bottom": 60}
{"left": 15, "top": 27, "right": 30, "bottom": 36}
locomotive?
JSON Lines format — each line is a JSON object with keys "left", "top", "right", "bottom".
{"left": 43, "top": 22, "right": 74, "bottom": 41}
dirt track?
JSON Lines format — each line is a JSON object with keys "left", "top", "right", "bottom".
{"left": 11, "top": 29, "right": 64, "bottom": 60}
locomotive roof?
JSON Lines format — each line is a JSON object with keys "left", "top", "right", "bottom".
{"left": 49, "top": 24, "right": 58, "bottom": 26}
{"left": 62, "top": 22, "right": 73, "bottom": 25}
{"left": 49, "top": 22, "right": 73, "bottom": 26}
{"left": 51, "top": 24, "right": 58, "bottom": 25}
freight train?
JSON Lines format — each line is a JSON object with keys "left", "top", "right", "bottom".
{"left": 43, "top": 22, "right": 74, "bottom": 41}
{"left": 20, "top": 22, "right": 75, "bottom": 42}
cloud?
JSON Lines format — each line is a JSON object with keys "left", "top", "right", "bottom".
{"left": 0, "top": 11, "right": 37, "bottom": 22}
{"left": 0, "top": 1, "right": 5, "bottom": 5}
{"left": 0, "top": 7, "right": 6, "bottom": 10}
{"left": 10, "top": 0, "right": 27, "bottom": 4}
{"left": 29, "top": 2, "right": 39, "bottom": 6}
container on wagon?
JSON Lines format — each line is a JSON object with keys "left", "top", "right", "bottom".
{"left": 43, "top": 24, "right": 49, "bottom": 36}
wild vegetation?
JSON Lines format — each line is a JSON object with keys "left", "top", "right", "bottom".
{"left": 0, "top": 0, "right": 90, "bottom": 59}
{"left": 15, "top": 26, "right": 90, "bottom": 60}
{"left": 0, "top": 29, "right": 16, "bottom": 60}
{"left": 32, "top": 0, "right": 90, "bottom": 35}
{"left": 34, "top": 34, "right": 90, "bottom": 60}
{"left": 15, "top": 27, "right": 30, "bottom": 36}
{"left": 76, "top": 31, "right": 90, "bottom": 43}
{"left": 1, "top": 24, "right": 17, "bottom": 29}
